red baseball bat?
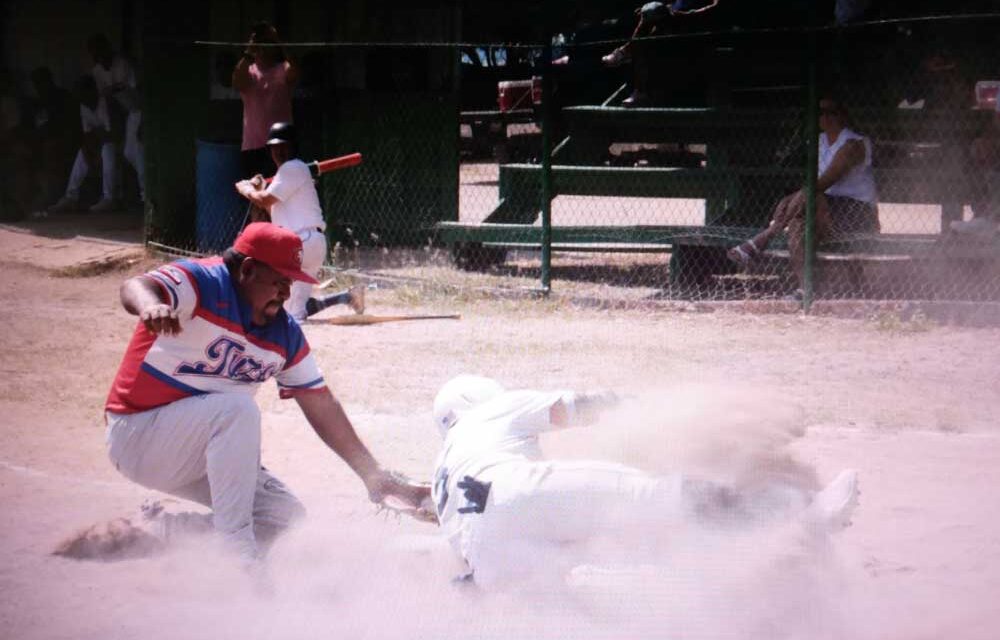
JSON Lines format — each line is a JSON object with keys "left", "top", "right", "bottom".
{"left": 264, "top": 152, "right": 363, "bottom": 184}
{"left": 310, "top": 152, "right": 362, "bottom": 177}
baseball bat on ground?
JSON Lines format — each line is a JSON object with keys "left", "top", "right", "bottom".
{"left": 311, "top": 314, "right": 461, "bottom": 326}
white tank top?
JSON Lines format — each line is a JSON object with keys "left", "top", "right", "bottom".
{"left": 818, "top": 127, "right": 878, "bottom": 204}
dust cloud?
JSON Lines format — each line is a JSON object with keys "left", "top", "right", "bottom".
{"left": 105, "top": 385, "right": 860, "bottom": 640}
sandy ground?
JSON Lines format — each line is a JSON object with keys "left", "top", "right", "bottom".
{"left": 1, "top": 221, "right": 999, "bottom": 640}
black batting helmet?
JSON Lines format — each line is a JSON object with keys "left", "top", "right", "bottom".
{"left": 265, "top": 122, "right": 296, "bottom": 146}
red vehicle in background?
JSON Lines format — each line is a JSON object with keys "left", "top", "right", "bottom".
{"left": 459, "top": 46, "right": 539, "bottom": 161}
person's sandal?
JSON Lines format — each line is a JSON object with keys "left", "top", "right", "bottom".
{"left": 601, "top": 45, "right": 632, "bottom": 67}
{"left": 726, "top": 240, "right": 761, "bottom": 267}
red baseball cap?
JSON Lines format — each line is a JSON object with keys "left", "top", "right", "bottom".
{"left": 233, "top": 222, "right": 319, "bottom": 284}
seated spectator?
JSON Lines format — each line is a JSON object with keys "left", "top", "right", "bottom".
{"left": 232, "top": 21, "right": 299, "bottom": 180}
{"left": 727, "top": 97, "right": 879, "bottom": 300}
{"left": 600, "top": 0, "right": 721, "bottom": 107}
{"left": 48, "top": 75, "right": 117, "bottom": 213}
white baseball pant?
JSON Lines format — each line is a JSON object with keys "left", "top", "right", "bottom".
{"left": 106, "top": 392, "right": 305, "bottom": 560}
{"left": 285, "top": 227, "right": 328, "bottom": 321}
{"left": 461, "top": 460, "right": 806, "bottom": 589}
{"left": 462, "top": 461, "right": 687, "bottom": 588}
{"left": 123, "top": 111, "right": 145, "bottom": 201}
{"left": 65, "top": 142, "right": 116, "bottom": 202}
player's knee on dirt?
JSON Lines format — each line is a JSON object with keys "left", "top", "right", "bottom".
{"left": 252, "top": 473, "right": 307, "bottom": 549}
{"left": 256, "top": 475, "right": 307, "bottom": 525}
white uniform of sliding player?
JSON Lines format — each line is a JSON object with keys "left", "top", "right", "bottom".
{"left": 430, "top": 375, "right": 860, "bottom": 589}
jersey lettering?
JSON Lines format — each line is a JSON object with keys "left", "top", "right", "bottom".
{"left": 433, "top": 465, "right": 450, "bottom": 516}
{"left": 175, "top": 336, "right": 278, "bottom": 383}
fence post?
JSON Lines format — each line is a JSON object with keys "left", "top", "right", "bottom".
{"left": 803, "top": 34, "right": 819, "bottom": 310}
{"left": 540, "top": 40, "right": 554, "bottom": 293}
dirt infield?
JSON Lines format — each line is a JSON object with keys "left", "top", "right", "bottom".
{"left": 1, "top": 224, "right": 999, "bottom": 639}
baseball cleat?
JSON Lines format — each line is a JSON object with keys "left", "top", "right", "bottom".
{"left": 805, "top": 469, "right": 859, "bottom": 532}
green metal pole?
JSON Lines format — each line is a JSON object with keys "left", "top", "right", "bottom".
{"left": 540, "top": 40, "right": 553, "bottom": 294}
{"left": 803, "top": 33, "right": 819, "bottom": 311}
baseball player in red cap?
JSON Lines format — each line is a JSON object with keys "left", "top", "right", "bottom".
{"left": 104, "top": 222, "right": 428, "bottom": 565}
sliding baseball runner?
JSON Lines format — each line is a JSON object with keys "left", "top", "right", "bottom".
{"left": 430, "top": 375, "right": 860, "bottom": 591}
{"left": 236, "top": 122, "right": 363, "bottom": 321}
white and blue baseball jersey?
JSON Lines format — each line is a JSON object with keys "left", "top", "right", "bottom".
{"left": 106, "top": 257, "right": 325, "bottom": 414}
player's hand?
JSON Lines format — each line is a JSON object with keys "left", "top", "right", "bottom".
{"left": 250, "top": 174, "right": 265, "bottom": 189}
{"left": 367, "top": 469, "right": 430, "bottom": 504}
{"left": 140, "top": 303, "right": 181, "bottom": 336}
{"left": 365, "top": 470, "right": 436, "bottom": 521}
{"left": 235, "top": 179, "right": 256, "bottom": 198}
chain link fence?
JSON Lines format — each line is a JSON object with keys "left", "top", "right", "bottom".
{"left": 144, "top": 13, "right": 1000, "bottom": 310}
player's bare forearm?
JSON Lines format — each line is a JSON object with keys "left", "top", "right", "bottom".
{"left": 551, "top": 391, "right": 621, "bottom": 427}
{"left": 120, "top": 276, "right": 165, "bottom": 315}
{"left": 295, "top": 388, "right": 382, "bottom": 485}
{"left": 235, "top": 180, "right": 277, "bottom": 212}
{"left": 296, "top": 390, "right": 430, "bottom": 508}
{"left": 120, "top": 276, "right": 181, "bottom": 335}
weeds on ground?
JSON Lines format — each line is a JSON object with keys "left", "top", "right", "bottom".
{"left": 52, "top": 250, "right": 147, "bottom": 278}
{"left": 869, "top": 309, "right": 936, "bottom": 333}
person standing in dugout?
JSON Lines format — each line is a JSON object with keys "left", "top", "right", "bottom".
{"left": 232, "top": 21, "right": 297, "bottom": 181}
{"left": 104, "top": 222, "right": 428, "bottom": 563}
{"left": 235, "top": 121, "right": 363, "bottom": 321}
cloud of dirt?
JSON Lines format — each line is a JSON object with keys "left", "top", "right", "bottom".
{"left": 543, "top": 382, "right": 821, "bottom": 492}
{"left": 105, "top": 384, "right": 859, "bottom": 640}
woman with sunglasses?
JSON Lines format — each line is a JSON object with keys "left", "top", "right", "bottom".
{"left": 728, "top": 97, "right": 878, "bottom": 300}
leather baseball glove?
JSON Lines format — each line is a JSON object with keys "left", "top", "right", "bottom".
{"left": 371, "top": 470, "right": 438, "bottom": 525}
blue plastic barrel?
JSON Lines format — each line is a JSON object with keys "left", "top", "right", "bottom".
{"left": 195, "top": 140, "right": 245, "bottom": 254}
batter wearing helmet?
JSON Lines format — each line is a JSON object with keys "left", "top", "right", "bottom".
{"left": 430, "top": 375, "right": 860, "bottom": 590}
{"left": 235, "top": 122, "right": 363, "bottom": 321}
